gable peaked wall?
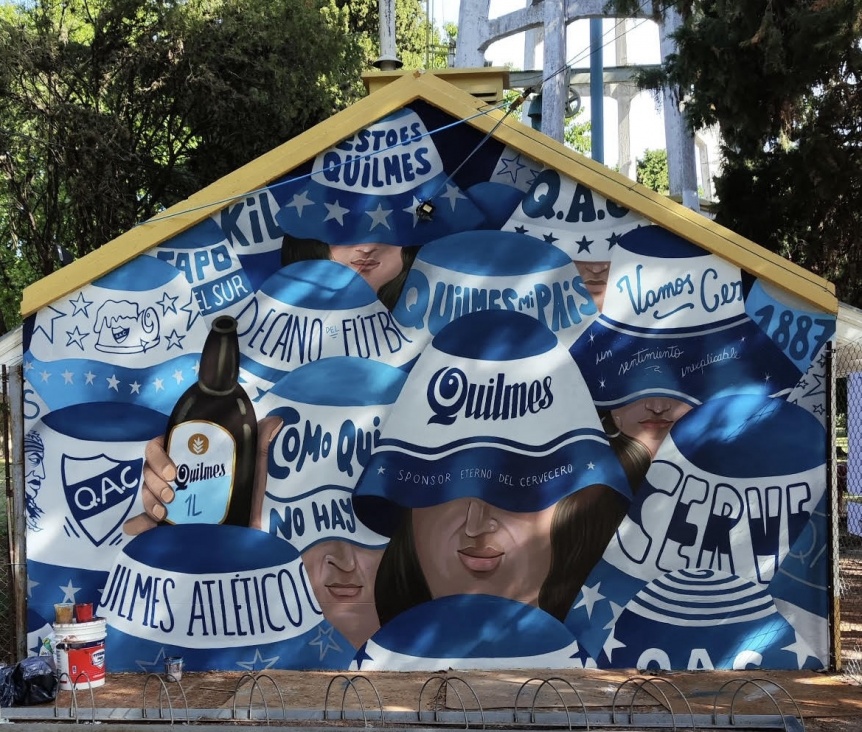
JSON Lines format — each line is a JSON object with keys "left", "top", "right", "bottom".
{"left": 22, "top": 70, "right": 835, "bottom": 316}
{"left": 20, "top": 69, "right": 837, "bottom": 674}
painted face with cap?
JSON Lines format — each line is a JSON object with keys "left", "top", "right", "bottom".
{"left": 301, "top": 540, "right": 384, "bottom": 648}
{"left": 329, "top": 242, "right": 404, "bottom": 294}
{"left": 611, "top": 397, "right": 693, "bottom": 458}
{"left": 411, "top": 498, "right": 556, "bottom": 606}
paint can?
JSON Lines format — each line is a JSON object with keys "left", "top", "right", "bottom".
{"left": 164, "top": 656, "right": 184, "bottom": 682}
{"left": 53, "top": 618, "right": 106, "bottom": 690}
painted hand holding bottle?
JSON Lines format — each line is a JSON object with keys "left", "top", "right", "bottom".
{"left": 162, "top": 315, "right": 258, "bottom": 526}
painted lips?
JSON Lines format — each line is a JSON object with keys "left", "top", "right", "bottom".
{"left": 350, "top": 258, "right": 379, "bottom": 273}
{"left": 639, "top": 418, "right": 674, "bottom": 431}
{"left": 458, "top": 547, "right": 503, "bottom": 573}
{"left": 325, "top": 584, "right": 363, "bottom": 599}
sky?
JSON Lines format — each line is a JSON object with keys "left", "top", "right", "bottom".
{"left": 424, "top": 0, "right": 668, "bottom": 172}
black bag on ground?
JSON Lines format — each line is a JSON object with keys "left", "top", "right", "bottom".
{"left": 0, "top": 664, "right": 14, "bottom": 707}
{"left": 11, "top": 656, "right": 58, "bottom": 705}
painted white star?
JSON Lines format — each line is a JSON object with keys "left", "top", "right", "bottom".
{"left": 598, "top": 377, "right": 606, "bottom": 389}
{"left": 156, "top": 291, "right": 178, "bottom": 315}
{"left": 323, "top": 200, "right": 350, "bottom": 225}
{"left": 495, "top": 153, "right": 526, "bottom": 184}
{"left": 192, "top": 362, "right": 200, "bottom": 374}
{"left": 68, "top": 292, "right": 93, "bottom": 317}
{"left": 173, "top": 369, "right": 185, "bottom": 384}
{"left": 441, "top": 183, "right": 466, "bottom": 210}
{"left": 135, "top": 648, "right": 167, "bottom": 673}
{"left": 602, "top": 626, "right": 626, "bottom": 663}
{"left": 129, "top": 381, "right": 142, "bottom": 394}
{"left": 803, "top": 372, "right": 826, "bottom": 398}
{"left": 24, "top": 360, "right": 33, "bottom": 372}
{"left": 309, "top": 625, "right": 343, "bottom": 660}
{"left": 586, "top": 461, "right": 596, "bottom": 470}
{"left": 764, "top": 372, "right": 772, "bottom": 383}
{"left": 403, "top": 196, "right": 423, "bottom": 227}
{"left": 180, "top": 294, "right": 200, "bottom": 330}
{"left": 65, "top": 326, "right": 88, "bottom": 349}
{"left": 166, "top": 329, "right": 185, "bottom": 350}
{"left": 236, "top": 648, "right": 279, "bottom": 671}
{"left": 33, "top": 305, "right": 66, "bottom": 343}
{"left": 377, "top": 466, "right": 386, "bottom": 475}
{"left": 287, "top": 190, "right": 314, "bottom": 216}
{"left": 366, "top": 203, "right": 392, "bottom": 230}
{"left": 27, "top": 577, "right": 39, "bottom": 598}
{"left": 153, "top": 378, "right": 165, "bottom": 392}
{"left": 106, "top": 374, "right": 120, "bottom": 391}
{"left": 782, "top": 631, "right": 818, "bottom": 668}
{"left": 40, "top": 370, "right": 51, "bottom": 382}
{"left": 59, "top": 579, "right": 81, "bottom": 602}
{"left": 84, "top": 371, "right": 96, "bottom": 385}
{"left": 603, "top": 601, "right": 625, "bottom": 630}
{"left": 62, "top": 370, "right": 74, "bottom": 384}
{"left": 573, "top": 582, "right": 605, "bottom": 618}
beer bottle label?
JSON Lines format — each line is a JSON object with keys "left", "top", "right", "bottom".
{"left": 165, "top": 421, "right": 237, "bottom": 525}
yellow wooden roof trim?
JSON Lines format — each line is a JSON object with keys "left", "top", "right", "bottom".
{"left": 23, "top": 69, "right": 836, "bottom": 317}
{"left": 402, "top": 74, "right": 837, "bottom": 313}
{"left": 22, "top": 70, "right": 459, "bottom": 317}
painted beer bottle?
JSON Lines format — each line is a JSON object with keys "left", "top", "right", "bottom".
{"left": 162, "top": 315, "right": 257, "bottom": 526}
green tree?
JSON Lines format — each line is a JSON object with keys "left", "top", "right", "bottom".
{"left": 609, "top": 0, "right": 862, "bottom": 307}
{"left": 637, "top": 148, "right": 669, "bottom": 194}
{"left": 0, "top": 0, "right": 374, "bottom": 333}
{"left": 564, "top": 109, "right": 591, "bottom": 156}
{"left": 334, "top": 0, "right": 431, "bottom": 70}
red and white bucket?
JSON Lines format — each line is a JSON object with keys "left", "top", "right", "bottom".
{"left": 53, "top": 618, "right": 106, "bottom": 690}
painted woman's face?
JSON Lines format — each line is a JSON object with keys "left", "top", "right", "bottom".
{"left": 411, "top": 498, "right": 555, "bottom": 607}
{"left": 330, "top": 242, "right": 403, "bottom": 293}
{"left": 611, "top": 397, "right": 693, "bottom": 457}
{"left": 574, "top": 260, "right": 611, "bottom": 311}
{"left": 301, "top": 540, "right": 384, "bottom": 648}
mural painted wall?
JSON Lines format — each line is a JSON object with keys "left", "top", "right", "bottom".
{"left": 22, "top": 97, "right": 836, "bottom": 673}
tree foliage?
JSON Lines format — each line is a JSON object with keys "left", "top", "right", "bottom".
{"left": 636, "top": 148, "right": 669, "bottom": 194}
{"left": 610, "top": 0, "right": 862, "bottom": 307}
{"left": 333, "top": 0, "right": 432, "bottom": 69}
{"left": 564, "top": 109, "right": 592, "bottom": 156}
{"left": 0, "top": 0, "right": 432, "bottom": 333}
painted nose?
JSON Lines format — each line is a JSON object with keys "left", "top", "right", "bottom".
{"left": 644, "top": 398, "right": 671, "bottom": 414}
{"left": 464, "top": 500, "right": 498, "bottom": 537}
{"left": 325, "top": 543, "right": 357, "bottom": 572}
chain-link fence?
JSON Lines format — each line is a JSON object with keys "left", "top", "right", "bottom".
{"left": 0, "top": 365, "right": 18, "bottom": 664}
{"left": 834, "top": 339, "right": 862, "bottom": 680}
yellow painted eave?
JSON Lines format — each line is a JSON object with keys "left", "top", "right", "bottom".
{"left": 22, "top": 69, "right": 836, "bottom": 317}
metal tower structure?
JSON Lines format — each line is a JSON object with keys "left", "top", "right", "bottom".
{"left": 454, "top": 0, "right": 700, "bottom": 211}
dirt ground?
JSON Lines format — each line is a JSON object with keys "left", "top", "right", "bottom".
{"left": 13, "top": 552, "right": 862, "bottom": 730}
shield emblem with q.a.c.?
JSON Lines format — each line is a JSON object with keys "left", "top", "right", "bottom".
{"left": 62, "top": 454, "right": 143, "bottom": 546}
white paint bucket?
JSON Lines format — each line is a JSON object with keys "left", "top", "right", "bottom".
{"left": 53, "top": 618, "right": 106, "bottom": 690}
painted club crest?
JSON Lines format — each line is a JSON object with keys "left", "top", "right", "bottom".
{"left": 62, "top": 454, "right": 143, "bottom": 545}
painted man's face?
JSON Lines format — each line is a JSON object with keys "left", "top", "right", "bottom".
{"left": 25, "top": 441, "right": 45, "bottom": 501}
{"left": 329, "top": 242, "right": 403, "bottom": 293}
{"left": 301, "top": 540, "right": 383, "bottom": 648}
{"left": 411, "top": 498, "right": 555, "bottom": 607}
